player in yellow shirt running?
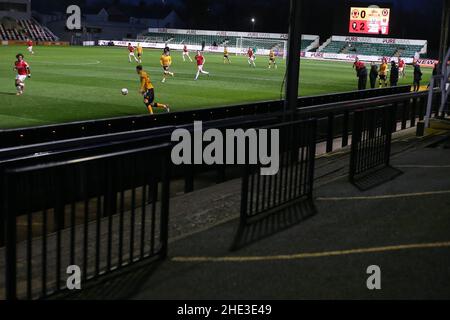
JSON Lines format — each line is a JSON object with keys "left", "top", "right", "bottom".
{"left": 160, "top": 48, "right": 174, "bottom": 83}
{"left": 136, "top": 65, "right": 169, "bottom": 114}
{"left": 136, "top": 43, "right": 143, "bottom": 63}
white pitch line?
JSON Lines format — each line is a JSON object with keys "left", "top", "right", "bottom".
{"left": 31, "top": 60, "right": 101, "bottom": 66}
{"left": 0, "top": 113, "right": 47, "bottom": 123}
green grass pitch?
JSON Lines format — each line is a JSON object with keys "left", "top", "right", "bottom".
{"left": 0, "top": 45, "right": 432, "bottom": 129}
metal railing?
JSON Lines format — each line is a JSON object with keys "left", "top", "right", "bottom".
{"left": 2, "top": 144, "right": 171, "bottom": 300}
{"left": 0, "top": 89, "right": 440, "bottom": 247}
{"left": 349, "top": 105, "right": 402, "bottom": 190}
{"left": 0, "top": 115, "right": 279, "bottom": 247}
{"left": 240, "top": 119, "right": 317, "bottom": 224}
{"left": 0, "top": 88, "right": 441, "bottom": 299}
{"left": 0, "top": 86, "right": 412, "bottom": 149}
{"left": 297, "top": 89, "right": 441, "bottom": 153}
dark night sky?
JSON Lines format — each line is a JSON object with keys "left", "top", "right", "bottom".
{"left": 31, "top": 0, "right": 446, "bottom": 55}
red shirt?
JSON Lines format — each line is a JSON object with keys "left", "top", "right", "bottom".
{"left": 128, "top": 45, "right": 134, "bottom": 53}
{"left": 248, "top": 49, "right": 253, "bottom": 58}
{"left": 354, "top": 61, "right": 365, "bottom": 70}
{"left": 183, "top": 46, "right": 188, "bottom": 52}
{"left": 195, "top": 55, "right": 204, "bottom": 66}
{"left": 399, "top": 60, "right": 405, "bottom": 67}
{"left": 27, "top": 40, "right": 33, "bottom": 47}
{"left": 15, "top": 60, "right": 29, "bottom": 76}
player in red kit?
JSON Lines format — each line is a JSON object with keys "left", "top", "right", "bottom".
{"left": 194, "top": 51, "right": 210, "bottom": 80}
{"left": 128, "top": 43, "right": 139, "bottom": 63}
{"left": 182, "top": 45, "right": 193, "bottom": 62}
{"left": 26, "top": 39, "right": 34, "bottom": 55}
{"left": 353, "top": 57, "right": 364, "bottom": 70}
{"left": 14, "top": 54, "right": 31, "bottom": 95}
{"left": 248, "top": 48, "right": 256, "bottom": 67}
{"left": 398, "top": 58, "right": 406, "bottom": 79}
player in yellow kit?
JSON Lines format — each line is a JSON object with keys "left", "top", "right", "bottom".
{"left": 268, "top": 50, "right": 277, "bottom": 69}
{"left": 223, "top": 46, "right": 231, "bottom": 64}
{"left": 160, "top": 48, "right": 174, "bottom": 83}
{"left": 136, "top": 65, "right": 169, "bottom": 114}
{"left": 136, "top": 43, "right": 143, "bottom": 63}
{"left": 379, "top": 59, "right": 388, "bottom": 87}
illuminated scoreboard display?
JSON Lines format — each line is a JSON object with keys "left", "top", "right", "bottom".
{"left": 349, "top": 7, "right": 391, "bottom": 35}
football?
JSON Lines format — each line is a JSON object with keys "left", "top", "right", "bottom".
{"left": 121, "top": 88, "right": 128, "bottom": 95}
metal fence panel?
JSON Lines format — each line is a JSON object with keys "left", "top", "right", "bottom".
{"left": 349, "top": 105, "right": 402, "bottom": 191}
{"left": 240, "top": 119, "right": 317, "bottom": 224}
{"left": 2, "top": 144, "right": 171, "bottom": 300}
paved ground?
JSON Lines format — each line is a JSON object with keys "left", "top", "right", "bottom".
{"left": 72, "top": 131, "right": 450, "bottom": 300}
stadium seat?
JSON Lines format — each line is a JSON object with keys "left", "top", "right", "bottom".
{"left": 0, "top": 18, "right": 58, "bottom": 42}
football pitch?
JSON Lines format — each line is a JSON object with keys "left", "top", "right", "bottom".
{"left": 0, "top": 46, "right": 432, "bottom": 129}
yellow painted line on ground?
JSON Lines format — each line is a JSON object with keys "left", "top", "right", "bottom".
{"left": 316, "top": 190, "right": 450, "bottom": 201}
{"left": 396, "top": 165, "right": 450, "bottom": 168}
{"left": 172, "top": 241, "right": 450, "bottom": 263}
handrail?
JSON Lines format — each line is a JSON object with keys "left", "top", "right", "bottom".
{"left": 0, "top": 114, "right": 276, "bottom": 163}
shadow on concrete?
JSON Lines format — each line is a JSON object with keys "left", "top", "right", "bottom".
{"left": 351, "top": 166, "right": 403, "bottom": 191}
{"left": 54, "top": 259, "right": 164, "bottom": 300}
{"left": 231, "top": 200, "right": 317, "bottom": 251}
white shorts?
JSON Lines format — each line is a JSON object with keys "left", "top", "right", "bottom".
{"left": 249, "top": 56, "right": 255, "bottom": 61}
{"left": 183, "top": 51, "right": 189, "bottom": 55}
{"left": 16, "top": 75, "right": 27, "bottom": 82}
{"left": 129, "top": 52, "right": 136, "bottom": 56}
{"left": 197, "top": 65, "right": 204, "bottom": 71}
{"left": 399, "top": 67, "right": 404, "bottom": 73}
{"left": 27, "top": 46, "right": 33, "bottom": 51}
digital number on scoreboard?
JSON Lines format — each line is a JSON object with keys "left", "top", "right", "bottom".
{"left": 349, "top": 7, "right": 390, "bottom": 35}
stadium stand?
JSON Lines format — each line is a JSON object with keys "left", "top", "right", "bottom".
{"left": 0, "top": 17, "right": 58, "bottom": 41}
{"left": 319, "top": 36, "right": 427, "bottom": 59}
{"left": 301, "top": 39, "right": 314, "bottom": 51}
{"left": 322, "top": 40, "right": 424, "bottom": 57}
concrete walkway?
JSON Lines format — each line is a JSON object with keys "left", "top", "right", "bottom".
{"left": 71, "top": 131, "right": 450, "bottom": 300}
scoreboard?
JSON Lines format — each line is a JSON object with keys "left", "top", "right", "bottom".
{"left": 349, "top": 7, "right": 390, "bottom": 35}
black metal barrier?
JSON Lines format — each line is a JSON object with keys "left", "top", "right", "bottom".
{"left": 0, "top": 86, "right": 412, "bottom": 149}
{"left": 0, "top": 89, "right": 440, "bottom": 248}
{"left": 234, "top": 119, "right": 317, "bottom": 250}
{"left": 0, "top": 88, "right": 440, "bottom": 299}
{"left": 297, "top": 89, "right": 441, "bottom": 154}
{"left": 349, "top": 105, "right": 403, "bottom": 191}
{"left": 240, "top": 119, "right": 317, "bottom": 223}
{"left": 2, "top": 144, "right": 171, "bottom": 300}
{"left": 0, "top": 115, "right": 279, "bottom": 247}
